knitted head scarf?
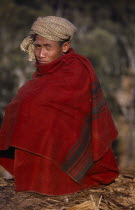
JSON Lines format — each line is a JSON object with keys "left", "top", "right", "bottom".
{"left": 20, "top": 16, "right": 77, "bottom": 61}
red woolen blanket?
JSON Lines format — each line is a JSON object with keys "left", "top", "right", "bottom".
{"left": 0, "top": 49, "right": 118, "bottom": 183}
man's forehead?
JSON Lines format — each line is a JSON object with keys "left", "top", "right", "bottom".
{"left": 34, "top": 35, "right": 56, "bottom": 44}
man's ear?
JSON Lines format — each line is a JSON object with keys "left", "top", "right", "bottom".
{"left": 62, "top": 42, "right": 70, "bottom": 53}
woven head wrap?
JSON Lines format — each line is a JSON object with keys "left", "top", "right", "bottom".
{"left": 20, "top": 16, "right": 77, "bottom": 61}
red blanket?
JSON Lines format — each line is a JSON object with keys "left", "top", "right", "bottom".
{"left": 0, "top": 49, "right": 118, "bottom": 183}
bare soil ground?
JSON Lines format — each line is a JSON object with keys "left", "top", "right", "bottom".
{"left": 0, "top": 170, "right": 135, "bottom": 210}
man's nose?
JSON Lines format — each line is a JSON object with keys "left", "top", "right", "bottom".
{"left": 38, "top": 48, "right": 46, "bottom": 58}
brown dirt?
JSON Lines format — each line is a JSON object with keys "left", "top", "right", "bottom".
{"left": 0, "top": 170, "right": 135, "bottom": 210}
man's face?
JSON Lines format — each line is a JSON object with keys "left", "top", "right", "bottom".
{"left": 33, "top": 35, "right": 64, "bottom": 65}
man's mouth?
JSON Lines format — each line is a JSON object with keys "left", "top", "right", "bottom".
{"left": 38, "top": 60, "right": 48, "bottom": 64}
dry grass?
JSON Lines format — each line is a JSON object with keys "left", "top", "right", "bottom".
{"left": 0, "top": 169, "right": 135, "bottom": 210}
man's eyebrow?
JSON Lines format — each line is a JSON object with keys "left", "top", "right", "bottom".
{"left": 33, "top": 43, "right": 52, "bottom": 47}
{"left": 33, "top": 43, "right": 41, "bottom": 46}
{"left": 43, "top": 43, "right": 51, "bottom": 47}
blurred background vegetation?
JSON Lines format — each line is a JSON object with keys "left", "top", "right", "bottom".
{"left": 0, "top": 0, "right": 135, "bottom": 169}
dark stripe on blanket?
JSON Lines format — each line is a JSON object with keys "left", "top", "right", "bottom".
{"left": 74, "top": 153, "right": 92, "bottom": 181}
{"left": 61, "top": 116, "right": 92, "bottom": 182}
{"left": 61, "top": 79, "right": 107, "bottom": 182}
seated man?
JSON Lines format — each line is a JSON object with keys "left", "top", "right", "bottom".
{"left": 0, "top": 16, "right": 119, "bottom": 195}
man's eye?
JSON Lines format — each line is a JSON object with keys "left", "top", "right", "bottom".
{"left": 34, "top": 44, "right": 40, "bottom": 48}
{"left": 46, "top": 44, "right": 52, "bottom": 49}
